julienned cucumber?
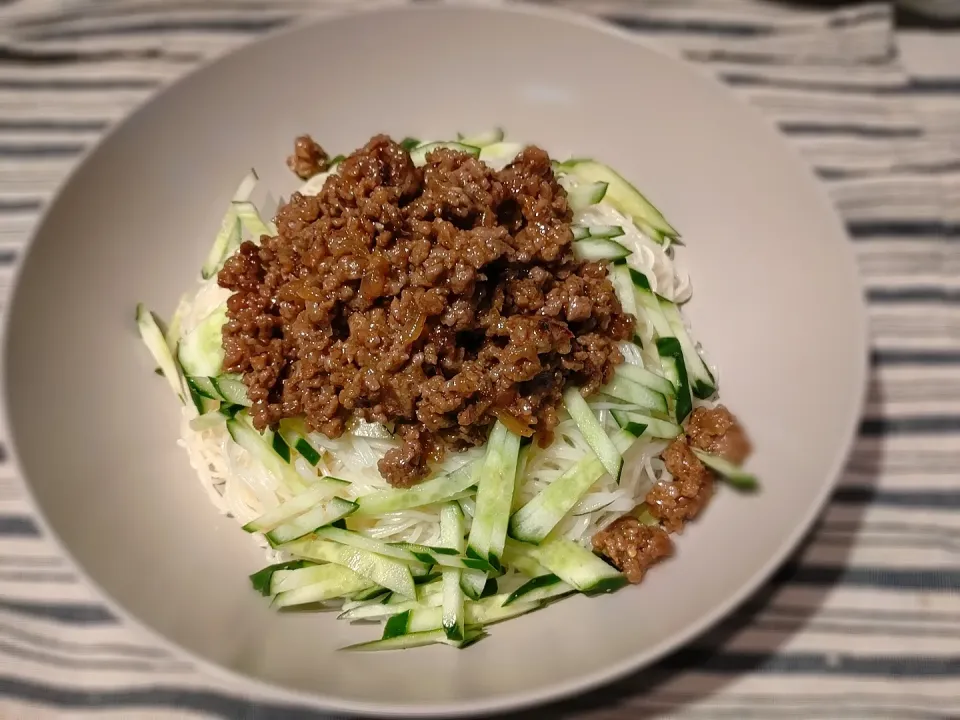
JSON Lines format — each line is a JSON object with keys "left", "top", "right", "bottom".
{"left": 381, "top": 593, "right": 541, "bottom": 636}
{"left": 656, "top": 337, "right": 693, "bottom": 424}
{"left": 514, "top": 536, "right": 627, "bottom": 595}
{"left": 509, "top": 429, "right": 634, "bottom": 544}
{"left": 281, "top": 537, "right": 417, "bottom": 599}
{"left": 409, "top": 141, "right": 480, "bottom": 167}
{"left": 657, "top": 299, "right": 716, "bottom": 399}
{"left": 563, "top": 387, "right": 622, "bottom": 481}
{"left": 341, "top": 627, "right": 484, "bottom": 652}
{"left": 457, "top": 128, "right": 504, "bottom": 148}
{"left": 278, "top": 418, "right": 322, "bottom": 466}
{"left": 610, "top": 265, "right": 639, "bottom": 319}
{"left": 602, "top": 376, "right": 668, "bottom": 415}
{"left": 355, "top": 462, "right": 476, "bottom": 516}
{"left": 439, "top": 503, "right": 466, "bottom": 642}
{"left": 614, "top": 363, "right": 676, "bottom": 397}
{"left": 566, "top": 180, "right": 608, "bottom": 212}
{"left": 462, "top": 422, "right": 521, "bottom": 599}
{"left": 242, "top": 477, "right": 349, "bottom": 533}
{"left": 611, "top": 411, "right": 682, "bottom": 440}
{"left": 503, "top": 573, "right": 574, "bottom": 606}
{"left": 264, "top": 496, "right": 358, "bottom": 545}
{"left": 692, "top": 449, "right": 759, "bottom": 491}
{"left": 201, "top": 168, "right": 259, "bottom": 279}
{"left": 557, "top": 159, "right": 679, "bottom": 243}
{"left": 572, "top": 224, "right": 625, "bottom": 241}
{"left": 188, "top": 374, "right": 249, "bottom": 407}
{"left": 226, "top": 418, "right": 308, "bottom": 493}
{"left": 271, "top": 564, "right": 373, "bottom": 608}
{"left": 629, "top": 269, "right": 673, "bottom": 338}
{"left": 232, "top": 200, "right": 275, "bottom": 239}
{"left": 136, "top": 304, "right": 185, "bottom": 402}
{"left": 313, "top": 526, "right": 490, "bottom": 573}
{"left": 573, "top": 238, "right": 630, "bottom": 262}
{"left": 178, "top": 305, "right": 227, "bottom": 378}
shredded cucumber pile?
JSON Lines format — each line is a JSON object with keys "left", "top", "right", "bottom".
{"left": 136, "top": 129, "right": 757, "bottom": 652}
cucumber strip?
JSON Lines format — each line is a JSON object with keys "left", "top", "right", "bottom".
{"left": 136, "top": 304, "right": 185, "bottom": 402}
{"left": 210, "top": 375, "right": 251, "bottom": 406}
{"left": 281, "top": 538, "right": 416, "bottom": 599}
{"left": 270, "top": 562, "right": 350, "bottom": 595}
{"left": 563, "top": 386, "right": 622, "bottom": 481}
{"left": 461, "top": 422, "right": 521, "bottom": 598}
{"left": 502, "top": 540, "right": 550, "bottom": 578}
{"left": 249, "top": 559, "right": 309, "bottom": 596}
{"left": 265, "top": 497, "right": 358, "bottom": 545}
{"left": 177, "top": 304, "right": 228, "bottom": 380}
{"left": 271, "top": 564, "right": 373, "bottom": 608}
{"left": 573, "top": 238, "right": 630, "bottom": 262}
{"left": 591, "top": 225, "right": 626, "bottom": 240}
{"left": 355, "top": 463, "right": 476, "bottom": 516}
{"left": 557, "top": 159, "right": 678, "bottom": 242}
{"left": 439, "top": 503, "right": 466, "bottom": 642}
{"left": 614, "top": 363, "right": 676, "bottom": 397}
{"left": 164, "top": 293, "right": 190, "bottom": 352}
{"left": 658, "top": 299, "right": 716, "bottom": 399}
{"left": 187, "top": 376, "right": 217, "bottom": 399}
{"left": 629, "top": 270, "right": 673, "bottom": 338}
{"left": 602, "top": 376, "right": 668, "bottom": 415}
{"left": 409, "top": 141, "right": 481, "bottom": 167}
{"left": 271, "top": 431, "right": 291, "bottom": 463}
{"left": 349, "top": 586, "right": 391, "bottom": 603}
{"left": 278, "top": 418, "right": 323, "bottom": 466}
{"left": 572, "top": 224, "right": 625, "bottom": 241}
{"left": 242, "top": 477, "right": 349, "bottom": 533}
{"left": 521, "top": 536, "right": 627, "bottom": 595}
{"left": 226, "top": 418, "right": 311, "bottom": 494}
{"left": 394, "top": 594, "right": 541, "bottom": 635}
{"left": 691, "top": 449, "right": 759, "bottom": 491}
{"left": 338, "top": 594, "right": 442, "bottom": 621}
{"left": 232, "top": 200, "right": 275, "bottom": 239}
{"left": 313, "top": 527, "right": 488, "bottom": 573}
{"left": 610, "top": 264, "right": 640, "bottom": 319}
{"left": 341, "top": 627, "right": 483, "bottom": 652}
{"left": 656, "top": 337, "right": 693, "bottom": 424}
{"left": 611, "top": 411, "right": 682, "bottom": 440}
{"left": 509, "top": 429, "right": 635, "bottom": 543}
{"left": 566, "top": 180, "right": 608, "bottom": 212}
{"left": 457, "top": 128, "right": 504, "bottom": 148}
{"left": 503, "top": 573, "right": 575, "bottom": 606}
{"left": 201, "top": 169, "right": 258, "bottom": 279}
{"left": 399, "top": 137, "right": 420, "bottom": 151}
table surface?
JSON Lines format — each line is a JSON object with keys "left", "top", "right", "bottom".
{"left": 0, "top": 2, "right": 957, "bottom": 719}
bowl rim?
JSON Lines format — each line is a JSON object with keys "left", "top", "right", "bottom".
{"left": 0, "top": 1, "right": 870, "bottom": 716}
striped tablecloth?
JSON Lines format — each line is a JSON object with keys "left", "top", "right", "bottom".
{"left": 0, "top": 1, "right": 957, "bottom": 718}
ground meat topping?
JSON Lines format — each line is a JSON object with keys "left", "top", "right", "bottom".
{"left": 592, "top": 516, "right": 673, "bottom": 584}
{"left": 686, "top": 405, "right": 752, "bottom": 465}
{"left": 286, "top": 134, "right": 329, "bottom": 180}
{"left": 219, "top": 135, "right": 633, "bottom": 487}
{"left": 646, "top": 438, "right": 715, "bottom": 533}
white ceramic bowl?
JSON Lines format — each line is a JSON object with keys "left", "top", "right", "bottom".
{"left": 3, "top": 3, "right": 867, "bottom": 716}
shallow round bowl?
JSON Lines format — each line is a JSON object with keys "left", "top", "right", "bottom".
{"left": 3, "top": 2, "right": 867, "bottom": 716}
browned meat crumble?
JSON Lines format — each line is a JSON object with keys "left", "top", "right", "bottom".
{"left": 593, "top": 406, "right": 751, "bottom": 582}
{"left": 219, "top": 135, "right": 633, "bottom": 487}
{"left": 592, "top": 516, "right": 673, "bottom": 583}
{"left": 286, "top": 134, "right": 329, "bottom": 180}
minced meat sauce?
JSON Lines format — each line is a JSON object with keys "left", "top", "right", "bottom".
{"left": 593, "top": 405, "right": 751, "bottom": 582}
{"left": 218, "top": 135, "right": 633, "bottom": 487}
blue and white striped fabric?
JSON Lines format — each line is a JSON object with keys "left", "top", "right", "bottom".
{"left": 0, "top": 1, "right": 957, "bottom": 718}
